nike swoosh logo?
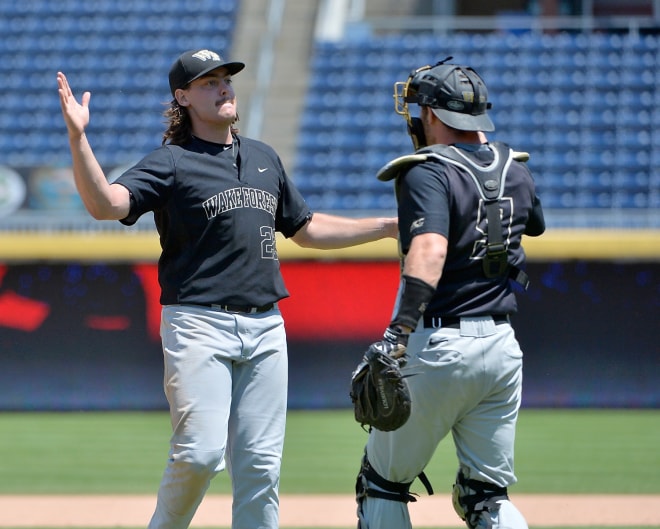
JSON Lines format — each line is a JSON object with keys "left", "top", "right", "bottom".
{"left": 258, "top": 167, "right": 268, "bottom": 173}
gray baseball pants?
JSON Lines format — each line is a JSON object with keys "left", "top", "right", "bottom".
{"left": 358, "top": 316, "right": 528, "bottom": 529}
{"left": 149, "top": 304, "right": 287, "bottom": 529}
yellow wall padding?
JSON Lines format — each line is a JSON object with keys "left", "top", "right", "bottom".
{"left": 1, "top": 229, "right": 658, "bottom": 262}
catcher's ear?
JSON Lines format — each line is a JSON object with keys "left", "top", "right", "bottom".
{"left": 422, "top": 106, "right": 435, "bottom": 123}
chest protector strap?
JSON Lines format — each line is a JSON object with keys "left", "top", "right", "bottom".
{"left": 377, "top": 142, "right": 529, "bottom": 290}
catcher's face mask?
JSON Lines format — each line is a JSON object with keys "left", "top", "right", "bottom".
{"left": 394, "top": 65, "right": 431, "bottom": 151}
{"left": 394, "top": 57, "right": 453, "bottom": 150}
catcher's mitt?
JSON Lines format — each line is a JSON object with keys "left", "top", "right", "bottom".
{"left": 350, "top": 343, "right": 411, "bottom": 432}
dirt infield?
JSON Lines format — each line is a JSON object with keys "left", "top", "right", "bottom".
{"left": 1, "top": 494, "right": 659, "bottom": 527}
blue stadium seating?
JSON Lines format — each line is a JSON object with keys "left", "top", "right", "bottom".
{"left": 292, "top": 30, "right": 658, "bottom": 225}
{"left": 0, "top": 4, "right": 657, "bottom": 226}
{"left": 0, "top": 0, "right": 240, "bottom": 168}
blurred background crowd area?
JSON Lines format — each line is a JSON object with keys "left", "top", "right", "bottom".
{"left": 1, "top": 1, "right": 658, "bottom": 411}
{"left": 0, "top": 0, "right": 658, "bottom": 232}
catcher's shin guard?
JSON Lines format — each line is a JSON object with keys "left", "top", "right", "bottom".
{"left": 452, "top": 468, "right": 525, "bottom": 529}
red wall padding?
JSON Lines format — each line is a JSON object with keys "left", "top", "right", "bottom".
{"left": 129, "top": 261, "right": 400, "bottom": 342}
{"left": 279, "top": 261, "right": 400, "bottom": 340}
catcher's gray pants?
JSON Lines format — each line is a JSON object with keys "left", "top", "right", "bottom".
{"left": 149, "top": 304, "right": 287, "bottom": 529}
{"left": 358, "top": 316, "right": 528, "bottom": 529}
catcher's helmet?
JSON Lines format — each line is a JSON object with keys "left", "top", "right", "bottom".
{"left": 410, "top": 64, "right": 494, "bottom": 132}
{"left": 394, "top": 59, "right": 494, "bottom": 148}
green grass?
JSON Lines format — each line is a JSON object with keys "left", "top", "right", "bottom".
{"left": 514, "top": 409, "right": 659, "bottom": 493}
{"left": 283, "top": 408, "right": 660, "bottom": 495}
{"left": 0, "top": 411, "right": 169, "bottom": 493}
{"left": 0, "top": 408, "right": 657, "bottom": 495}
{"left": 0, "top": 409, "right": 657, "bottom": 528}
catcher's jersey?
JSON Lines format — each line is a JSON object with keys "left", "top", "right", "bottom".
{"left": 115, "top": 135, "right": 311, "bottom": 307}
{"left": 395, "top": 142, "right": 545, "bottom": 316}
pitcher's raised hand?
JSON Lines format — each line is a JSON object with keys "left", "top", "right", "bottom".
{"left": 57, "top": 72, "right": 90, "bottom": 137}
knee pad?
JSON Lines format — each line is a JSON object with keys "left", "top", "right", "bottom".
{"left": 452, "top": 469, "right": 509, "bottom": 529}
{"left": 355, "top": 452, "right": 416, "bottom": 504}
{"left": 356, "top": 453, "right": 416, "bottom": 529}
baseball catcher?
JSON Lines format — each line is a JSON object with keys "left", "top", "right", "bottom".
{"left": 352, "top": 57, "right": 545, "bottom": 529}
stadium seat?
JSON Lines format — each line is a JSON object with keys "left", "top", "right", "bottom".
{"left": 295, "top": 29, "right": 658, "bottom": 222}
{"left": 1, "top": 0, "right": 240, "bottom": 170}
{"left": 1, "top": 9, "right": 657, "bottom": 227}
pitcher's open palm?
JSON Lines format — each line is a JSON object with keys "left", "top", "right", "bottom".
{"left": 57, "top": 72, "right": 90, "bottom": 136}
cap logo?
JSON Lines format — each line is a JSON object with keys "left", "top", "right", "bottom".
{"left": 447, "top": 100, "right": 465, "bottom": 110}
{"left": 191, "top": 50, "right": 221, "bottom": 62}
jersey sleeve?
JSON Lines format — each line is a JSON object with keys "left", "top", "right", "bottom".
{"left": 114, "top": 147, "right": 176, "bottom": 226}
{"left": 275, "top": 170, "right": 312, "bottom": 238}
{"left": 525, "top": 194, "right": 546, "bottom": 236}
{"left": 515, "top": 162, "right": 545, "bottom": 237}
{"left": 397, "top": 161, "right": 450, "bottom": 253}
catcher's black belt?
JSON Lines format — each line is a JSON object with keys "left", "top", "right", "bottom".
{"left": 187, "top": 303, "right": 275, "bottom": 314}
{"left": 212, "top": 303, "right": 274, "bottom": 314}
{"left": 423, "top": 314, "right": 510, "bottom": 329}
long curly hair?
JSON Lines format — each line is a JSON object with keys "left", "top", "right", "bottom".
{"left": 162, "top": 100, "right": 191, "bottom": 146}
{"left": 161, "top": 99, "right": 240, "bottom": 146}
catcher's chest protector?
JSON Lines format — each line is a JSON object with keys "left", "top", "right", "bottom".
{"left": 421, "top": 143, "right": 512, "bottom": 281}
{"left": 377, "top": 142, "right": 529, "bottom": 289}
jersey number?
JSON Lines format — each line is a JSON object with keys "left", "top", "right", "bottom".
{"left": 260, "top": 226, "right": 277, "bottom": 260}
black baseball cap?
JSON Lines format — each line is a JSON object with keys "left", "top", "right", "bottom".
{"left": 168, "top": 49, "right": 245, "bottom": 96}
{"left": 409, "top": 64, "right": 494, "bottom": 132}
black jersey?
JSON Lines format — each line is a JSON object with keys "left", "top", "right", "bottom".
{"left": 396, "top": 143, "right": 545, "bottom": 316}
{"left": 115, "top": 135, "right": 311, "bottom": 307}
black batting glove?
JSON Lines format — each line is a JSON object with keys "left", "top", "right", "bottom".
{"left": 370, "top": 325, "right": 410, "bottom": 363}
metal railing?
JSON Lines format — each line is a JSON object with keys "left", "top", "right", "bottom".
{"left": 360, "top": 15, "right": 658, "bottom": 36}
